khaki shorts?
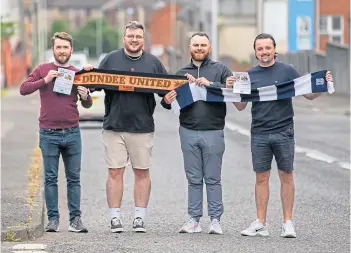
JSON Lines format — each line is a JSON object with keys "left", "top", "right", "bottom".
{"left": 102, "top": 130, "right": 154, "bottom": 169}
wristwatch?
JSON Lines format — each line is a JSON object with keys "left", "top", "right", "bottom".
{"left": 209, "top": 81, "right": 214, "bottom": 86}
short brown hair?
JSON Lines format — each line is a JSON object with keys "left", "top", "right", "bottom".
{"left": 191, "top": 32, "right": 210, "bottom": 41}
{"left": 124, "top": 21, "right": 144, "bottom": 33}
{"left": 51, "top": 32, "right": 73, "bottom": 47}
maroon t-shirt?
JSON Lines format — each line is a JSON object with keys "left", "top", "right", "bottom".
{"left": 20, "top": 62, "right": 92, "bottom": 129}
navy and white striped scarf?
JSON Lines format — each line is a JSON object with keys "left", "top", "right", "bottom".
{"left": 171, "top": 70, "right": 334, "bottom": 113}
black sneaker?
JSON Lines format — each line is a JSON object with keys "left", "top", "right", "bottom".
{"left": 111, "top": 217, "right": 124, "bottom": 233}
{"left": 132, "top": 217, "right": 146, "bottom": 233}
{"left": 68, "top": 216, "right": 88, "bottom": 233}
{"left": 45, "top": 220, "right": 59, "bottom": 232}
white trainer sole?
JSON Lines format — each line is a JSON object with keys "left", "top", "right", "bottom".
{"left": 179, "top": 227, "right": 202, "bottom": 233}
{"left": 68, "top": 225, "right": 88, "bottom": 233}
{"left": 133, "top": 227, "right": 146, "bottom": 233}
{"left": 281, "top": 232, "right": 297, "bottom": 238}
{"left": 111, "top": 227, "right": 124, "bottom": 233}
{"left": 209, "top": 229, "right": 223, "bottom": 235}
{"left": 241, "top": 230, "right": 269, "bottom": 237}
{"left": 45, "top": 226, "right": 59, "bottom": 232}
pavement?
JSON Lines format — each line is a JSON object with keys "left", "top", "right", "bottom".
{"left": 292, "top": 93, "right": 350, "bottom": 116}
{"left": 1, "top": 88, "right": 350, "bottom": 252}
{"left": 1, "top": 88, "right": 44, "bottom": 241}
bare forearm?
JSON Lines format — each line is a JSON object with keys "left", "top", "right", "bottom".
{"left": 303, "top": 93, "right": 322, "bottom": 100}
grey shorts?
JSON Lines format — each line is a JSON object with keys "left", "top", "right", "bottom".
{"left": 251, "top": 127, "right": 295, "bottom": 172}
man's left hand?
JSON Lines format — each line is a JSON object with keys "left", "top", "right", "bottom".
{"left": 77, "top": 86, "right": 89, "bottom": 100}
{"left": 326, "top": 71, "right": 333, "bottom": 83}
{"left": 82, "top": 64, "right": 94, "bottom": 71}
{"left": 195, "top": 77, "right": 210, "bottom": 87}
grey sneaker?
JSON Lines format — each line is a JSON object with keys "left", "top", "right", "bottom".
{"left": 281, "top": 220, "right": 297, "bottom": 238}
{"left": 68, "top": 216, "right": 88, "bottom": 233}
{"left": 132, "top": 217, "right": 146, "bottom": 233}
{"left": 111, "top": 217, "right": 124, "bottom": 233}
{"left": 45, "top": 220, "right": 59, "bottom": 232}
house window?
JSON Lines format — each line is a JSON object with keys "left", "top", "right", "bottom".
{"left": 331, "top": 35, "right": 342, "bottom": 43}
{"left": 331, "top": 16, "right": 341, "bottom": 31}
{"left": 319, "top": 16, "right": 344, "bottom": 44}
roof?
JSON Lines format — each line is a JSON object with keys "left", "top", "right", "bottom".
{"left": 47, "top": 0, "right": 111, "bottom": 9}
{"left": 46, "top": 0, "right": 167, "bottom": 9}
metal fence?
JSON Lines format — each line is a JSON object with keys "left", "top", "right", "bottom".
{"left": 258, "top": 43, "right": 350, "bottom": 94}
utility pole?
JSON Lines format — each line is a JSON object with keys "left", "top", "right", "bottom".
{"left": 96, "top": 12, "right": 103, "bottom": 57}
{"left": 97, "top": 0, "right": 120, "bottom": 57}
{"left": 19, "top": 0, "right": 26, "bottom": 57}
{"left": 33, "top": 0, "right": 39, "bottom": 65}
{"left": 170, "top": 0, "right": 177, "bottom": 72}
{"left": 256, "top": 0, "right": 264, "bottom": 34}
{"left": 315, "top": 0, "right": 320, "bottom": 50}
{"left": 211, "top": 0, "right": 218, "bottom": 61}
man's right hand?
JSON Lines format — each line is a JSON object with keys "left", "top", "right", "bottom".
{"left": 164, "top": 90, "right": 177, "bottom": 104}
{"left": 44, "top": 70, "right": 59, "bottom": 84}
{"left": 185, "top": 73, "right": 196, "bottom": 83}
{"left": 226, "top": 76, "right": 235, "bottom": 88}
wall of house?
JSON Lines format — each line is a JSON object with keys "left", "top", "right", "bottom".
{"left": 319, "top": 0, "right": 350, "bottom": 51}
{"left": 219, "top": 25, "right": 257, "bottom": 62}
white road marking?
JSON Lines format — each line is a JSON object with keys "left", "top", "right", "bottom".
{"left": 338, "top": 162, "right": 351, "bottom": 170}
{"left": 225, "top": 121, "right": 350, "bottom": 170}
{"left": 12, "top": 244, "right": 46, "bottom": 250}
{"left": 12, "top": 251, "right": 48, "bottom": 253}
{"left": 295, "top": 146, "right": 337, "bottom": 163}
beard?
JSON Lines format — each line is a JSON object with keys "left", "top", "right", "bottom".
{"left": 258, "top": 54, "right": 274, "bottom": 64}
{"left": 191, "top": 50, "right": 210, "bottom": 62}
{"left": 54, "top": 52, "right": 71, "bottom": 64}
{"left": 125, "top": 42, "right": 143, "bottom": 54}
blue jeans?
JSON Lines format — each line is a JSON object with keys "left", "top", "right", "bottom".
{"left": 39, "top": 127, "right": 82, "bottom": 221}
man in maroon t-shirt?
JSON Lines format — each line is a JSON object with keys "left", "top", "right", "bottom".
{"left": 20, "top": 32, "right": 92, "bottom": 233}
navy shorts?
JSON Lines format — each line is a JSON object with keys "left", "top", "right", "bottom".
{"left": 251, "top": 127, "right": 295, "bottom": 172}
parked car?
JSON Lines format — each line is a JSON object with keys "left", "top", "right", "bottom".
{"left": 78, "top": 89, "right": 105, "bottom": 122}
{"left": 97, "top": 53, "right": 108, "bottom": 67}
{"left": 77, "top": 53, "right": 105, "bottom": 122}
{"left": 68, "top": 53, "right": 88, "bottom": 69}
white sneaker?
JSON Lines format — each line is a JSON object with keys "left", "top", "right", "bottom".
{"left": 241, "top": 219, "right": 269, "bottom": 237}
{"left": 208, "top": 219, "right": 223, "bottom": 235}
{"left": 179, "top": 217, "right": 202, "bottom": 233}
{"left": 281, "top": 220, "right": 297, "bottom": 238}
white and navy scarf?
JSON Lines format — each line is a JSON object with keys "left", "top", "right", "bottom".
{"left": 171, "top": 70, "right": 334, "bottom": 113}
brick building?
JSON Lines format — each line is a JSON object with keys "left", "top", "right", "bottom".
{"left": 317, "top": 0, "right": 350, "bottom": 51}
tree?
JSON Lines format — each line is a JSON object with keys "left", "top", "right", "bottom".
{"left": 47, "top": 19, "right": 69, "bottom": 48}
{"left": 0, "top": 16, "right": 16, "bottom": 40}
{"left": 73, "top": 18, "right": 120, "bottom": 57}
